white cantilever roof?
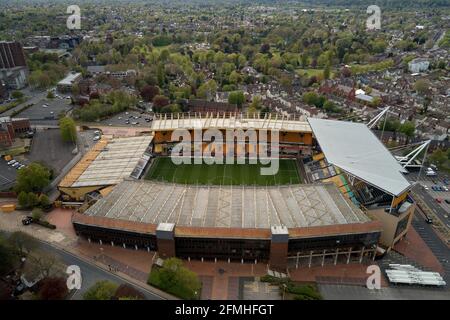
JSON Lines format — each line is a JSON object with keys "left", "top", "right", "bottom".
{"left": 307, "top": 118, "right": 411, "bottom": 197}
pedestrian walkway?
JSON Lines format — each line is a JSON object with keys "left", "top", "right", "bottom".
{"left": 184, "top": 260, "right": 267, "bottom": 300}
{"left": 393, "top": 225, "right": 445, "bottom": 274}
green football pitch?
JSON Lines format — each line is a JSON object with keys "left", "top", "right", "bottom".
{"left": 145, "top": 157, "right": 302, "bottom": 185}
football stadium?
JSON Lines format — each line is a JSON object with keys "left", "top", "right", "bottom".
{"left": 65, "top": 113, "right": 415, "bottom": 270}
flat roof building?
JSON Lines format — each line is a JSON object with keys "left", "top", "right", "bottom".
{"left": 57, "top": 72, "right": 82, "bottom": 92}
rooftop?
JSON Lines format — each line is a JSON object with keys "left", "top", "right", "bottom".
{"left": 59, "top": 135, "right": 153, "bottom": 188}
{"left": 307, "top": 118, "right": 411, "bottom": 197}
{"left": 151, "top": 113, "right": 312, "bottom": 132}
{"left": 58, "top": 72, "right": 82, "bottom": 86}
{"left": 84, "top": 180, "right": 370, "bottom": 229}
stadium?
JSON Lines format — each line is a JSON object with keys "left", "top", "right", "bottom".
{"left": 64, "top": 113, "right": 415, "bottom": 270}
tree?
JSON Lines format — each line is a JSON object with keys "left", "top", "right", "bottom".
{"left": 323, "top": 64, "right": 331, "bottom": 80}
{"left": 341, "top": 67, "right": 352, "bottom": 77}
{"left": 18, "top": 191, "right": 29, "bottom": 208}
{"left": 429, "top": 149, "right": 448, "bottom": 169}
{"left": 114, "top": 284, "right": 145, "bottom": 300}
{"left": 260, "top": 43, "right": 270, "bottom": 54}
{"left": 399, "top": 121, "right": 415, "bottom": 138}
{"left": 11, "top": 90, "right": 24, "bottom": 99}
{"left": 228, "top": 91, "right": 245, "bottom": 108}
{"left": 28, "top": 192, "right": 40, "bottom": 208}
{"left": 38, "top": 277, "right": 68, "bottom": 300}
{"left": 148, "top": 258, "right": 201, "bottom": 299}
{"left": 7, "top": 231, "right": 37, "bottom": 257}
{"left": 140, "top": 85, "right": 159, "bottom": 102}
{"left": 15, "top": 163, "right": 51, "bottom": 194}
{"left": 32, "top": 208, "right": 43, "bottom": 221}
{"left": 152, "top": 95, "right": 170, "bottom": 109}
{"left": 32, "top": 251, "right": 57, "bottom": 278}
{"left": 248, "top": 95, "right": 262, "bottom": 113}
{"left": 59, "top": 117, "right": 77, "bottom": 143}
{"left": 0, "top": 236, "right": 18, "bottom": 276}
{"left": 84, "top": 281, "right": 119, "bottom": 300}
{"left": 414, "top": 79, "right": 430, "bottom": 96}
{"left": 39, "top": 194, "right": 51, "bottom": 208}
{"left": 46, "top": 91, "right": 55, "bottom": 99}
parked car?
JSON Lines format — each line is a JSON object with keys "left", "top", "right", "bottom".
{"left": 435, "top": 198, "right": 443, "bottom": 203}
{"left": 22, "top": 216, "right": 33, "bottom": 226}
{"left": 7, "top": 160, "right": 16, "bottom": 165}
{"left": 93, "top": 136, "right": 101, "bottom": 141}
{"left": 12, "top": 162, "right": 20, "bottom": 168}
{"left": 444, "top": 199, "right": 450, "bottom": 205}
{"left": 442, "top": 186, "right": 449, "bottom": 192}
{"left": 425, "top": 217, "right": 433, "bottom": 224}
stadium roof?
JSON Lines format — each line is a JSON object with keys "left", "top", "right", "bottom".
{"left": 307, "top": 118, "right": 411, "bottom": 197}
{"left": 59, "top": 135, "right": 153, "bottom": 188}
{"left": 151, "top": 113, "right": 311, "bottom": 132}
{"left": 84, "top": 180, "right": 370, "bottom": 229}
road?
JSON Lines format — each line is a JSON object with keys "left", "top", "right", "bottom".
{"left": 1, "top": 89, "right": 47, "bottom": 117}
{"left": 406, "top": 171, "right": 450, "bottom": 229}
{"left": 319, "top": 284, "right": 450, "bottom": 300}
{"left": 98, "top": 110, "right": 153, "bottom": 128}
{"left": 35, "top": 241, "right": 165, "bottom": 300}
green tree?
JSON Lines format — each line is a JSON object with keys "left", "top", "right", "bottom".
{"left": 18, "top": 191, "right": 29, "bottom": 208}
{"left": 323, "top": 64, "right": 331, "bottom": 80}
{"left": 429, "top": 149, "right": 448, "bottom": 170}
{"left": 28, "top": 193, "right": 40, "bottom": 209}
{"left": 15, "top": 163, "right": 51, "bottom": 194}
{"left": 59, "top": 117, "right": 77, "bottom": 143}
{"left": 39, "top": 194, "right": 51, "bottom": 208}
{"left": 83, "top": 280, "right": 119, "bottom": 300}
{"left": 148, "top": 258, "right": 201, "bottom": 300}
{"left": 399, "top": 121, "right": 415, "bottom": 138}
{"left": 228, "top": 90, "right": 245, "bottom": 108}
{"left": 414, "top": 79, "right": 430, "bottom": 96}
{"left": 46, "top": 91, "right": 55, "bottom": 99}
{"left": 32, "top": 207, "right": 43, "bottom": 221}
{"left": 11, "top": 90, "right": 24, "bottom": 99}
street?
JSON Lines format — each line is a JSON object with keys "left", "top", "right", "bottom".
{"left": 35, "top": 241, "right": 164, "bottom": 300}
{"left": 406, "top": 170, "right": 450, "bottom": 228}
{"left": 319, "top": 284, "right": 450, "bottom": 300}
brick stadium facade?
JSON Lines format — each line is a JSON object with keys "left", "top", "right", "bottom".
{"left": 72, "top": 212, "right": 382, "bottom": 270}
